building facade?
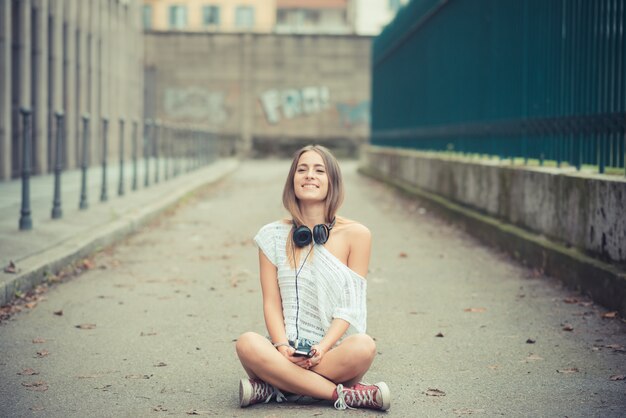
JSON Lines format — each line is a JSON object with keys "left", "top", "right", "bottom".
{"left": 142, "top": 0, "right": 277, "bottom": 32}
{"left": 0, "top": 0, "right": 144, "bottom": 181}
{"left": 275, "top": 0, "right": 354, "bottom": 35}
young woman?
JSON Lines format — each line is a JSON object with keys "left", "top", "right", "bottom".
{"left": 235, "top": 145, "right": 390, "bottom": 411}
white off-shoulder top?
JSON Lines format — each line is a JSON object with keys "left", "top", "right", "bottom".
{"left": 254, "top": 220, "right": 367, "bottom": 345}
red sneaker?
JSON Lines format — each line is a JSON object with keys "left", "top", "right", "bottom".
{"left": 239, "top": 378, "right": 287, "bottom": 407}
{"left": 333, "top": 382, "right": 390, "bottom": 411}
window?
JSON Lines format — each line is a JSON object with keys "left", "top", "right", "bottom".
{"left": 168, "top": 5, "right": 187, "bottom": 29}
{"left": 202, "top": 5, "right": 220, "bottom": 27}
{"left": 235, "top": 6, "right": 255, "bottom": 30}
{"left": 142, "top": 5, "right": 152, "bottom": 29}
{"left": 388, "top": 0, "right": 402, "bottom": 12}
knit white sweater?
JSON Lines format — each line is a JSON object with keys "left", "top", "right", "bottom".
{"left": 254, "top": 221, "right": 367, "bottom": 345}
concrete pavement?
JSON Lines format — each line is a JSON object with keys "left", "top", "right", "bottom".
{"left": 0, "top": 160, "right": 625, "bottom": 417}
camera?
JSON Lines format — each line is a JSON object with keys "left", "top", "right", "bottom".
{"left": 292, "top": 348, "right": 314, "bottom": 358}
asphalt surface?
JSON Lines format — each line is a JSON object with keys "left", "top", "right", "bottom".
{"left": 1, "top": 160, "right": 625, "bottom": 417}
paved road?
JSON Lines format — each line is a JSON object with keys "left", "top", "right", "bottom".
{"left": 1, "top": 160, "right": 625, "bottom": 417}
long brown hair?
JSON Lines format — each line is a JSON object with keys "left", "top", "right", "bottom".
{"left": 282, "top": 145, "right": 345, "bottom": 266}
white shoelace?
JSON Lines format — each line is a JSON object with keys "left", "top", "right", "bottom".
{"left": 333, "top": 384, "right": 377, "bottom": 410}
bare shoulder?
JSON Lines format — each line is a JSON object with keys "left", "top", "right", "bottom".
{"left": 337, "top": 217, "right": 372, "bottom": 243}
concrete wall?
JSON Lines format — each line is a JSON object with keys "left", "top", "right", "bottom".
{"left": 362, "top": 146, "right": 626, "bottom": 266}
{"left": 143, "top": 32, "right": 371, "bottom": 157}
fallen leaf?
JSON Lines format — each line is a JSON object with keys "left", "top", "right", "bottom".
{"left": 453, "top": 408, "right": 485, "bottom": 415}
{"left": 29, "top": 406, "right": 44, "bottom": 411}
{"left": 75, "top": 323, "right": 96, "bottom": 330}
{"left": 563, "top": 297, "right": 578, "bottom": 304}
{"left": 562, "top": 324, "right": 574, "bottom": 331}
{"left": 604, "top": 344, "right": 625, "bottom": 352}
{"left": 77, "top": 374, "right": 102, "bottom": 379}
{"left": 609, "top": 374, "right": 625, "bottom": 381}
{"left": 186, "top": 409, "right": 212, "bottom": 415}
{"left": 425, "top": 388, "right": 446, "bottom": 396}
{"left": 526, "top": 338, "right": 536, "bottom": 344}
{"left": 21, "top": 381, "right": 48, "bottom": 391}
{"left": 464, "top": 307, "right": 487, "bottom": 313}
{"left": 140, "top": 331, "right": 157, "bottom": 337}
{"left": 154, "top": 362, "right": 167, "bottom": 367}
{"left": 25, "top": 302, "right": 37, "bottom": 309}
{"left": 35, "top": 350, "right": 49, "bottom": 358}
{"left": 32, "top": 338, "right": 46, "bottom": 344}
{"left": 557, "top": 368, "right": 579, "bottom": 374}
{"left": 602, "top": 311, "right": 618, "bottom": 319}
{"left": 153, "top": 405, "right": 168, "bottom": 412}
{"left": 525, "top": 354, "right": 544, "bottom": 362}
{"left": 435, "top": 332, "right": 444, "bottom": 337}
{"left": 3, "top": 260, "right": 19, "bottom": 274}
{"left": 487, "top": 365, "right": 499, "bottom": 370}
{"left": 82, "top": 259, "right": 96, "bottom": 270}
{"left": 398, "top": 252, "right": 408, "bottom": 258}
{"left": 18, "top": 368, "right": 39, "bottom": 376}
{"left": 125, "top": 374, "right": 152, "bottom": 379}
{"left": 53, "top": 310, "right": 63, "bottom": 316}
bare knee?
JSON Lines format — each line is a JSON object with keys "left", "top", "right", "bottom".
{"left": 235, "top": 332, "right": 262, "bottom": 362}
{"left": 342, "top": 334, "right": 376, "bottom": 365}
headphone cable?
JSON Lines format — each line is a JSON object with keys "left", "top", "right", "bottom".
{"left": 292, "top": 242, "right": 313, "bottom": 349}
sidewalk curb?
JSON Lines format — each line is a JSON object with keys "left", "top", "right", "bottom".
{"left": 1, "top": 159, "right": 240, "bottom": 307}
{"left": 359, "top": 165, "right": 626, "bottom": 317}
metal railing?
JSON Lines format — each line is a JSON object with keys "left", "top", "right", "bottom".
{"left": 16, "top": 110, "right": 220, "bottom": 231}
{"left": 371, "top": 0, "right": 626, "bottom": 175}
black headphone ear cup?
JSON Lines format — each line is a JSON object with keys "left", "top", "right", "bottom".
{"left": 293, "top": 225, "right": 312, "bottom": 247}
{"left": 313, "top": 224, "right": 330, "bottom": 245}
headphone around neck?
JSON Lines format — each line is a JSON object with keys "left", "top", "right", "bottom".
{"left": 292, "top": 217, "right": 336, "bottom": 247}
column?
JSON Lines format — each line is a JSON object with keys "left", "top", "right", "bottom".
{"left": 33, "top": 0, "right": 49, "bottom": 174}
{"left": 49, "top": 0, "right": 64, "bottom": 173}
{"left": 0, "top": 0, "right": 12, "bottom": 180}
{"left": 63, "top": 0, "right": 77, "bottom": 168}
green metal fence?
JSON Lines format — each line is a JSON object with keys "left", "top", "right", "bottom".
{"left": 371, "top": 0, "right": 626, "bottom": 175}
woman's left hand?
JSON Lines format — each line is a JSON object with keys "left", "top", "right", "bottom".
{"left": 306, "top": 344, "right": 327, "bottom": 369}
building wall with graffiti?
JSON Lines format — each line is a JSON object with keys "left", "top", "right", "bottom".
{"left": 144, "top": 32, "right": 371, "bottom": 156}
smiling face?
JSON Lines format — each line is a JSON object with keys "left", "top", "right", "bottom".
{"left": 293, "top": 150, "right": 329, "bottom": 203}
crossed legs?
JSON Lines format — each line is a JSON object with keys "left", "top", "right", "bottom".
{"left": 235, "top": 332, "right": 377, "bottom": 400}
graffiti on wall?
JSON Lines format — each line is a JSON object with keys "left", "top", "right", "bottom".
{"left": 336, "top": 101, "right": 370, "bottom": 128}
{"left": 164, "top": 88, "right": 228, "bottom": 125}
{"left": 260, "top": 86, "right": 330, "bottom": 124}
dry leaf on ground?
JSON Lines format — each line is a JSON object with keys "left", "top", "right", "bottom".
{"left": 75, "top": 323, "right": 96, "bottom": 330}
{"left": 453, "top": 408, "right": 485, "bottom": 415}
{"left": 53, "top": 310, "right": 63, "bottom": 316}
{"left": 17, "top": 368, "right": 39, "bottom": 376}
{"left": 525, "top": 354, "right": 544, "bottom": 362}
{"left": 425, "top": 388, "right": 446, "bottom": 396}
{"left": 32, "top": 338, "right": 46, "bottom": 344}
{"left": 557, "top": 368, "right": 579, "bottom": 374}
{"left": 464, "top": 307, "right": 487, "bottom": 313}
{"left": 563, "top": 298, "right": 578, "bottom": 304}
{"left": 125, "top": 374, "right": 152, "bottom": 379}
{"left": 21, "top": 381, "right": 48, "bottom": 391}
{"left": 609, "top": 374, "right": 625, "bottom": 381}
{"left": 562, "top": 324, "right": 574, "bottom": 331}
{"left": 435, "top": 332, "right": 444, "bottom": 337}
{"left": 154, "top": 362, "right": 167, "bottom": 367}
{"left": 526, "top": 338, "right": 536, "bottom": 344}
{"left": 35, "top": 350, "right": 49, "bottom": 358}
{"left": 602, "top": 311, "right": 618, "bottom": 319}
{"left": 398, "top": 252, "right": 408, "bottom": 258}
{"left": 4, "top": 261, "right": 19, "bottom": 274}
{"left": 140, "top": 331, "right": 158, "bottom": 336}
